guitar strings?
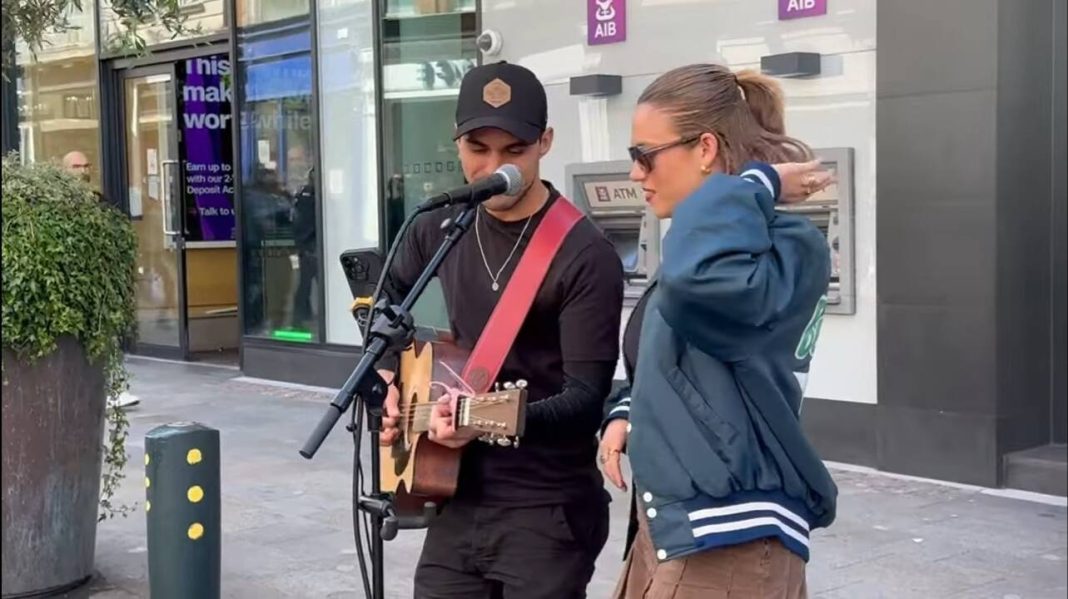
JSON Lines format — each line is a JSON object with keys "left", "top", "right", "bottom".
{"left": 394, "top": 397, "right": 514, "bottom": 417}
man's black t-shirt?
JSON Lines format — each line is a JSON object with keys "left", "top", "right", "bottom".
{"left": 384, "top": 182, "right": 624, "bottom": 506}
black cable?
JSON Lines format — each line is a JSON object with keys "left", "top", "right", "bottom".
{"left": 351, "top": 404, "right": 371, "bottom": 599}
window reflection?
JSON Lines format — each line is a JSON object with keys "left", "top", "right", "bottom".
{"left": 317, "top": 0, "right": 379, "bottom": 345}
{"left": 99, "top": 0, "right": 227, "bottom": 51}
{"left": 15, "top": 4, "right": 101, "bottom": 191}
{"left": 379, "top": 0, "right": 477, "bottom": 329}
{"left": 238, "top": 24, "right": 321, "bottom": 342}
{"left": 237, "top": 0, "right": 311, "bottom": 27}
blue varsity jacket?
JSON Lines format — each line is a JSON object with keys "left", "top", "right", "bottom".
{"left": 604, "top": 162, "right": 838, "bottom": 563}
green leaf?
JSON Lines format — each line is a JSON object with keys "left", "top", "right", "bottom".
{"left": 2, "top": 153, "right": 138, "bottom": 519}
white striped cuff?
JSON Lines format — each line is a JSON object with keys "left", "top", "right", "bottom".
{"left": 740, "top": 168, "right": 775, "bottom": 196}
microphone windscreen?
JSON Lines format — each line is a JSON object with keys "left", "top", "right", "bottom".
{"left": 496, "top": 164, "right": 524, "bottom": 196}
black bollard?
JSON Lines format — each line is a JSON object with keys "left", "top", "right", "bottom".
{"left": 145, "top": 422, "right": 221, "bottom": 598}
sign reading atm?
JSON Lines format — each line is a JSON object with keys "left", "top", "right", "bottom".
{"left": 584, "top": 180, "right": 645, "bottom": 209}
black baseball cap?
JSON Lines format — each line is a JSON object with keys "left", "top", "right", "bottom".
{"left": 454, "top": 61, "right": 547, "bottom": 144}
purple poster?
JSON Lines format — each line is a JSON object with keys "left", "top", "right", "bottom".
{"left": 588, "top": 0, "right": 626, "bottom": 45}
{"left": 179, "top": 54, "right": 235, "bottom": 241}
{"left": 779, "top": 0, "right": 828, "bottom": 20}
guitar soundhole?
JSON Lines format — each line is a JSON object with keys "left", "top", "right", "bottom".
{"left": 392, "top": 392, "right": 417, "bottom": 476}
{"left": 391, "top": 442, "right": 410, "bottom": 476}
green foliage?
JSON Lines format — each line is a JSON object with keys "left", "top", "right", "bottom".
{"left": 1, "top": 154, "right": 138, "bottom": 520}
{"left": 1, "top": 0, "right": 197, "bottom": 70}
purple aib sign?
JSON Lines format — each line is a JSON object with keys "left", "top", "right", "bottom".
{"left": 588, "top": 0, "right": 626, "bottom": 45}
{"left": 779, "top": 0, "right": 827, "bottom": 20}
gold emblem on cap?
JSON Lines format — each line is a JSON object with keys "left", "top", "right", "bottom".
{"left": 483, "top": 78, "right": 512, "bottom": 108}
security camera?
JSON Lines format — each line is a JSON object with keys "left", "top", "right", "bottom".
{"left": 477, "top": 30, "right": 503, "bottom": 57}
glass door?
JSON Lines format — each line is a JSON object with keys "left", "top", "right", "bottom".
{"left": 122, "top": 65, "right": 189, "bottom": 358}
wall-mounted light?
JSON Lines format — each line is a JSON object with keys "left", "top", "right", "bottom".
{"left": 760, "top": 52, "right": 822, "bottom": 78}
{"left": 569, "top": 74, "right": 622, "bottom": 97}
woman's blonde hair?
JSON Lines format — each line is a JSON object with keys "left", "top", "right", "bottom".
{"left": 637, "top": 64, "right": 812, "bottom": 173}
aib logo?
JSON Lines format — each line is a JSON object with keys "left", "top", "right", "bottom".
{"left": 589, "top": 0, "right": 625, "bottom": 43}
{"left": 594, "top": 0, "right": 616, "bottom": 21}
{"left": 779, "top": 0, "right": 827, "bottom": 20}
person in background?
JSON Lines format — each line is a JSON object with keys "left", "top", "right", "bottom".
{"left": 62, "top": 150, "right": 141, "bottom": 408}
{"left": 62, "top": 151, "right": 92, "bottom": 184}
{"left": 286, "top": 144, "right": 319, "bottom": 332}
{"left": 600, "top": 64, "right": 838, "bottom": 599}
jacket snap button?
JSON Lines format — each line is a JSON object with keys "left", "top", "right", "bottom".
{"left": 646, "top": 508, "right": 657, "bottom": 519}
{"left": 656, "top": 549, "right": 667, "bottom": 560}
{"left": 642, "top": 492, "right": 653, "bottom": 503}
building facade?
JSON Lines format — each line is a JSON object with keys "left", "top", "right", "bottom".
{"left": 3, "top": 0, "right": 1064, "bottom": 493}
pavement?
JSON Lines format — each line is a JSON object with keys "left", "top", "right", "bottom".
{"left": 60, "top": 357, "right": 1068, "bottom": 598}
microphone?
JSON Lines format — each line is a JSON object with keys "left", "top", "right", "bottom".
{"left": 417, "top": 165, "right": 524, "bottom": 212}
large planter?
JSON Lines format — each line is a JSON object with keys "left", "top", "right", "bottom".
{"left": 1, "top": 336, "right": 106, "bottom": 598}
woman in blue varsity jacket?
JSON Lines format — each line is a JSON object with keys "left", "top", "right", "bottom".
{"left": 600, "top": 64, "right": 839, "bottom": 599}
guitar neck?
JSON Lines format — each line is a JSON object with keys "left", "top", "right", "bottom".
{"left": 406, "top": 398, "right": 471, "bottom": 434}
{"left": 409, "top": 404, "right": 436, "bottom": 433}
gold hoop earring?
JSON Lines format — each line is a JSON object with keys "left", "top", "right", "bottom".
{"left": 701, "top": 166, "right": 711, "bottom": 174}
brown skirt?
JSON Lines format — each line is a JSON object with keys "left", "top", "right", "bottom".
{"left": 612, "top": 507, "right": 808, "bottom": 599}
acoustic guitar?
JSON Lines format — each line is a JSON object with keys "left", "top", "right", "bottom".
{"left": 381, "top": 332, "right": 527, "bottom": 515}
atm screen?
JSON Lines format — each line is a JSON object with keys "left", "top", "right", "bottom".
{"left": 605, "top": 229, "right": 640, "bottom": 274}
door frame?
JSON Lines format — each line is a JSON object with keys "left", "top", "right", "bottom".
{"left": 102, "top": 44, "right": 235, "bottom": 362}
{"left": 117, "top": 62, "right": 190, "bottom": 360}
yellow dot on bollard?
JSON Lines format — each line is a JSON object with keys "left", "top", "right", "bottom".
{"left": 145, "top": 454, "right": 150, "bottom": 466}
{"left": 187, "top": 485, "right": 204, "bottom": 503}
{"left": 186, "top": 448, "right": 202, "bottom": 465}
{"left": 145, "top": 477, "right": 151, "bottom": 488}
{"left": 187, "top": 522, "right": 204, "bottom": 540}
{"left": 145, "top": 501, "right": 151, "bottom": 512}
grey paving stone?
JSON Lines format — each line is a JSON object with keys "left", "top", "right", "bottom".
{"left": 71, "top": 357, "right": 1066, "bottom": 599}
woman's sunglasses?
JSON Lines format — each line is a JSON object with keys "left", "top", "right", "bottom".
{"left": 627, "top": 136, "right": 701, "bottom": 173}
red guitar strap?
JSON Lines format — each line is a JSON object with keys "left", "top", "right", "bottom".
{"left": 460, "top": 196, "right": 584, "bottom": 393}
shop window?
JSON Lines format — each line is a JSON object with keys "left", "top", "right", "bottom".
{"left": 99, "top": 0, "right": 228, "bottom": 52}
{"left": 237, "top": 24, "right": 321, "bottom": 342}
{"left": 379, "top": 0, "right": 477, "bottom": 330}
{"left": 14, "top": 4, "right": 102, "bottom": 191}
{"left": 237, "top": 0, "right": 310, "bottom": 27}
{"left": 317, "top": 0, "right": 379, "bottom": 345}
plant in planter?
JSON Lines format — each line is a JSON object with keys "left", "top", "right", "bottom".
{"left": 2, "top": 155, "right": 138, "bottom": 595}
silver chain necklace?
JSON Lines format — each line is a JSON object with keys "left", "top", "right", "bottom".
{"left": 475, "top": 207, "right": 534, "bottom": 292}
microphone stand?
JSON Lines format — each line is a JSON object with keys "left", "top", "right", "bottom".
{"left": 301, "top": 201, "right": 480, "bottom": 599}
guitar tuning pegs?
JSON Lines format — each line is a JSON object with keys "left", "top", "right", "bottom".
{"left": 496, "top": 437, "right": 512, "bottom": 447}
{"left": 504, "top": 382, "right": 516, "bottom": 390}
{"left": 512, "top": 438, "right": 520, "bottom": 449}
{"left": 516, "top": 380, "right": 528, "bottom": 389}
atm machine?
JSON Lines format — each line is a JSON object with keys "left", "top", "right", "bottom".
{"left": 567, "top": 151, "right": 855, "bottom": 378}
{"left": 566, "top": 160, "right": 659, "bottom": 309}
{"left": 567, "top": 160, "right": 658, "bottom": 381}
{"left": 775, "top": 147, "right": 856, "bottom": 314}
